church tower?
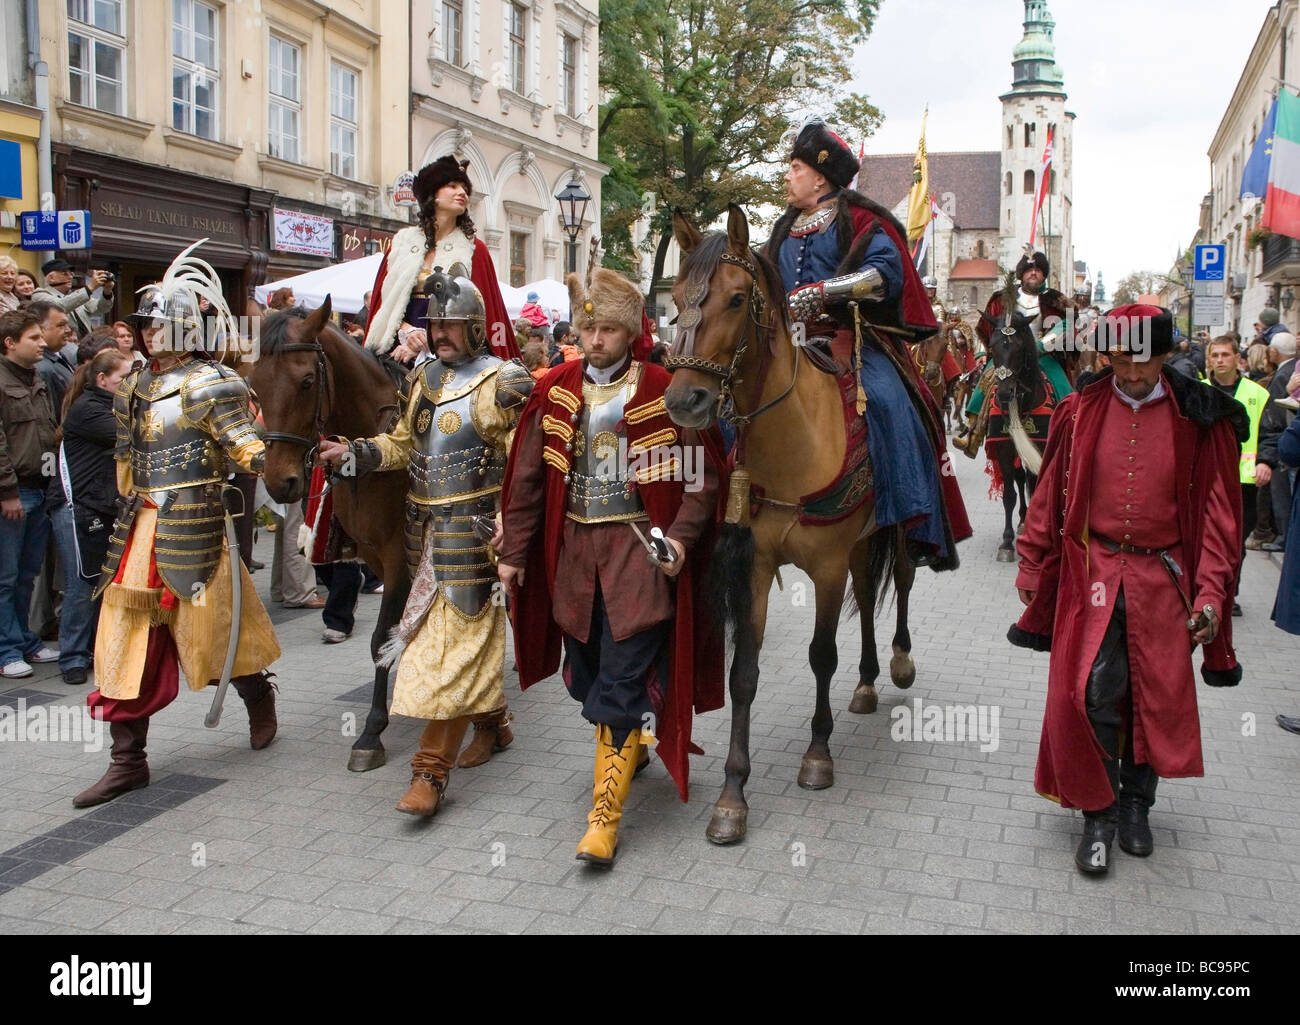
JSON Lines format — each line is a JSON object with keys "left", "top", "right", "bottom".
{"left": 1000, "top": 0, "right": 1075, "bottom": 290}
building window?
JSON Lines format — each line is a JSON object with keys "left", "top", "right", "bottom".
{"left": 976, "top": 240, "right": 987, "bottom": 259}
{"left": 1006, "top": 126, "right": 1014, "bottom": 150}
{"left": 330, "top": 61, "right": 359, "bottom": 180}
{"left": 443, "top": 0, "right": 463, "bottom": 67}
{"left": 267, "top": 36, "right": 301, "bottom": 163}
{"left": 1004, "top": 172, "right": 1012, "bottom": 196}
{"left": 970, "top": 286, "right": 979, "bottom": 306}
{"left": 509, "top": 231, "right": 528, "bottom": 287}
{"left": 508, "top": 2, "right": 527, "bottom": 94}
{"left": 1024, "top": 122, "right": 1035, "bottom": 148}
{"left": 561, "top": 33, "right": 578, "bottom": 117}
{"left": 67, "top": 0, "right": 126, "bottom": 115}
{"left": 1024, "top": 170, "right": 1035, "bottom": 195}
{"left": 172, "top": 0, "right": 219, "bottom": 140}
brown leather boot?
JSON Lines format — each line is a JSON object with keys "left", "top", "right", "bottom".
{"left": 396, "top": 716, "right": 470, "bottom": 816}
{"left": 456, "top": 706, "right": 514, "bottom": 768}
{"left": 232, "top": 673, "right": 278, "bottom": 750}
{"left": 73, "top": 718, "right": 150, "bottom": 808}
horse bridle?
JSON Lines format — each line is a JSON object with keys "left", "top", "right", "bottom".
{"left": 663, "top": 249, "right": 797, "bottom": 427}
{"left": 260, "top": 340, "right": 333, "bottom": 483}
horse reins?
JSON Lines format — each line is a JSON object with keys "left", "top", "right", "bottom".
{"left": 260, "top": 340, "right": 334, "bottom": 490}
{"left": 663, "top": 249, "right": 799, "bottom": 428}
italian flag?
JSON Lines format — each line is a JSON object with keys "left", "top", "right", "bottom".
{"left": 1263, "top": 90, "right": 1300, "bottom": 237}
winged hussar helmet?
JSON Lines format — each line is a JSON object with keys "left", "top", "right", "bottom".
{"left": 128, "top": 238, "right": 237, "bottom": 357}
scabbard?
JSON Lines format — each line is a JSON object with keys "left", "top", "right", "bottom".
{"left": 204, "top": 485, "right": 245, "bottom": 729}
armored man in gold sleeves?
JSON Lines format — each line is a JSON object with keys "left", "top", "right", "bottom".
{"left": 318, "top": 266, "right": 534, "bottom": 817}
{"left": 75, "top": 242, "right": 282, "bottom": 808}
{"left": 499, "top": 266, "right": 726, "bottom": 868}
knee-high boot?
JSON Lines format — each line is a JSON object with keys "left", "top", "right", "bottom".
{"left": 1118, "top": 734, "right": 1159, "bottom": 857}
{"left": 456, "top": 704, "right": 514, "bottom": 768}
{"left": 1075, "top": 724, "right": 1120, "bottom": 876}
{"left": 73, "top": 718, "right": 150, "bottom": 807}
{"left": 576, "top": 725, "right": 641, "bottom": 868}
{"left": 232, "top": 672, "right": 278, "bottom": 750}
{"left": 396, "top": 716, "right": 471, "bottom": 816}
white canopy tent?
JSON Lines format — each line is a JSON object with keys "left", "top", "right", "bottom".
{"left": 255, "top": 256, "right": 571, "bottom": 323}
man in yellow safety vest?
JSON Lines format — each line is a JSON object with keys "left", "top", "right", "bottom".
{"left": 1205, "top": 335, "right": 1272, "bottom": 616}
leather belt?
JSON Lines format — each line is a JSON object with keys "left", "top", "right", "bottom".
{"left": 1090, "top": 532, "right": 1175, "bottom": 556}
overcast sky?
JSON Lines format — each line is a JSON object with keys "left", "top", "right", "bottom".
{"left": 851, "top": 0, "right": 1275, "bottom": 292}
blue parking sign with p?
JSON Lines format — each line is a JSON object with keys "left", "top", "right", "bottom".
{"left": 1195, "top": 244, "right": 1226, "bottom": 281}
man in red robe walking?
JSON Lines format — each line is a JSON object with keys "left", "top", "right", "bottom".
{"left": 499, "top": 265, "right": 725, "bottom": 868}
{"left": 1009, "top": 305, "right": 1247, "bottom": 876}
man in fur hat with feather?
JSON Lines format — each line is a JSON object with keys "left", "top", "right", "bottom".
{"left": 498, "top": 262, "right": 726, "bottom": 868}
{"left": 767, "top": 118, "right": 970, "bottom": 569}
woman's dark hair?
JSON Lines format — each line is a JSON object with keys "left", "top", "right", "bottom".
{"left": 57, "top": 347, "right": 132, "bottom": 440}
{"left": 417, "top": 200, "right": 476, "bottom": 250}
{"left": 78, "top": 325, "right": 119, "bottom": 365}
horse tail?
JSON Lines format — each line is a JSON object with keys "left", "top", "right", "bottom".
{"left": 846, "top": 527, "right": 898, "bottom": 619}
{"left": 707, "top": 522, "right": 755, "bottom": 643}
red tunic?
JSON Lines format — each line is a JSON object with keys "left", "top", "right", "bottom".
{"left": 500, "top": 359, "right": 727, "bottom": 800}
{"left": 1012, "top": 371, "right": 1243, "bottom": 810}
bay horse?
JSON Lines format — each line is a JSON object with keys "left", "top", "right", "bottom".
{"left": 248, "top": 298, "right": 413, "bottom": 771}
{"left": 981, "top": 307, "right": 1059, "bottom": 562}
{"left": 663, "top": 206, "right": 920, "bottom": 846}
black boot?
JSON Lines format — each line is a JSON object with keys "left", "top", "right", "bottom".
{"left": 1075, "top": 805, "right": 1119, "bottom": 875}
{"left": 1118, "top": 760, "right": 1158, "bottom": 857}
{"left": 1075, "top": 724, "right": 1121, "bottom": 876}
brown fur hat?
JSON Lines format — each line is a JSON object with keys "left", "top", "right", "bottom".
{"left": 566, "top": 268, "right": 643, "bottom": 338}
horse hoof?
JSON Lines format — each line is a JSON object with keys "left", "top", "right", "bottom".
{"left": 890, "top": 654, "right": 916, "bottom": 690}
{"left": 996, "top": 548, "right": 1016, "bottom": 563}
{"left": 849, "top": 686, "right": 878, "bottom": 715}
{"left": 347, "top": 746, "right": 387, "bottom": 773}
{"left": 706, "top": 806, "right": 748, "bottom": 845}
{"left": 797, "top": 756, "right": 834, "bottom": 790}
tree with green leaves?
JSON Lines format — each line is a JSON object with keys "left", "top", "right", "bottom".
{"left": 1112, "top": 270, "right": 1177, "bottom": 306}
{"left": 598, "top": 0, "right": 884, "bottom": 300}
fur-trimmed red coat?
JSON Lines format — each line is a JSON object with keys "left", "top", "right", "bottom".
{"left": 1010, "top": 368, "right": 1247, "bottom": 810}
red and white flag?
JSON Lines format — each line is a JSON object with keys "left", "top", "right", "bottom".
{"left": 913, "top": 193, "right": 942, "bottom": 270}
{"left": 848, "top": 140, "right": 866, "bottom": 192}
{"left": 1029, "top": 127, "right": 1054, "bottom": 248}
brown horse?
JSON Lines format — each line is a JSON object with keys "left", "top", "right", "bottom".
{"left": 247, "top": 298, "right": 413, "bottom": 771}
{"left": 663, "top": 206, "right": 917, "bottom": 846}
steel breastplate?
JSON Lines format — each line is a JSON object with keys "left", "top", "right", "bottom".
{"left": 407, "top": 354, "right": 505, "bottom": 506}
{"left": 566, "top": 375, "right": 647, "bottom": 523}
{"left": 405, "top": 501, "right": 500, "bottom": 620}
{"left": 129, "top": 364, "right": 223, "bottom": 493}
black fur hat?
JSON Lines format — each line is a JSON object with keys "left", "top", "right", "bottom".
{"left": 413, "top": 156, "right": 473, "bottom": 210}
{"left": 1016, "top": 250, "right": 1050, "bottom": 278}
{"left": 789, "top": 120, "right": 860, "bottom": 190}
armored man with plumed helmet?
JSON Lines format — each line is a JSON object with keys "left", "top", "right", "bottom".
{"left": 1010, "top": 305, "right": 1246, "bottom": 876}
{"left": 318, "top": 266, "right": 534, "bottom": 817}
{"left": 75, "top": 241, "right": 282, "bottom": 808}
{"left": 768, "top": 118, "right": 970, "bottom": 568}
{"left": 498, "top": 263, "right": 726, "bottom": 868}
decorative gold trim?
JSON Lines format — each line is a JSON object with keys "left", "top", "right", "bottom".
{"left": 436, "top": 365, "right": 499, "bottom": 405}
{"left": 136, "top": 479, "right": 224, "bottom": 492}
{"left": 582, "top": 377, "right": 631, "bottom": 405}
{"left": 635, "top": 458, "right": 681, "bottom": 483}
{"left": 409, "top": 484, "right": 503, "bottom": 505}
{"left": 564, "top": 510, "right": 649, "bottom": 524}
{"left": 549, "top": 385, "right": 581, "bottom": 413}
{"left": 102, "top": 584, "right": 164, "bottom": 612}
{"left": 629, "top": 428, "right": 677, "bottom": 454}
{"left": 624, "top": 396, "right": 667, "bottom": 425}
{"left": 433, "top": 561, "right": 493, "bottom": 572}
{"left": 542, "top": 448, "right": 571, "bottom": 474}
{"left": 542, "top": 414, "right": 574, "bottom": 441}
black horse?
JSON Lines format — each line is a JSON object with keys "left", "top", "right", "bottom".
{"left": 981, "top": 309, "right": 1059, "bottom": 562}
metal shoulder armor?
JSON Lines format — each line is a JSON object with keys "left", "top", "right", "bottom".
{"left": 113, "top": 369, "right": 138, "bottom": 459}
{"left": 182, "top": 363, "right": 259, "bottom": 449}
{"left": 495, "top": 358, "right": 536, "bottom": 414}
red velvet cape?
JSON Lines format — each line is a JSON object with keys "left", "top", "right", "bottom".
{"left": 502, "top": 359, "right": 727, "bottom": 800}
{"left": 366, "top": 238, "right": 519, "bottom": 360}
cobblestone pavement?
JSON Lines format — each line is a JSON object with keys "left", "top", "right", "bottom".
{"left": 1, "top": 445, "right": 1298, "bottom": 935}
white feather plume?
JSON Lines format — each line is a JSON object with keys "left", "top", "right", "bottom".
{"left": 156, "top": 238, "right": 237, "bottom": 355}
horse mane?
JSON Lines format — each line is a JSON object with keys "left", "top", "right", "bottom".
{"left": 261, "top": 306, "right": 398, "bottom": 375}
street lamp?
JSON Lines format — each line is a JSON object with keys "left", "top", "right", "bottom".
{"left": 555, "top": 178, "right": 590, "bottom": 274}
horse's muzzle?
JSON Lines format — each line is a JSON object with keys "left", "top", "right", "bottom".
{"left": 665, "top": 384, "right": 716, "bottom": 429}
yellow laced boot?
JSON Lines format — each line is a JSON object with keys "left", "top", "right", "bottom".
{"left": 575, "top": 724, "right": 641, "bottom": 867}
